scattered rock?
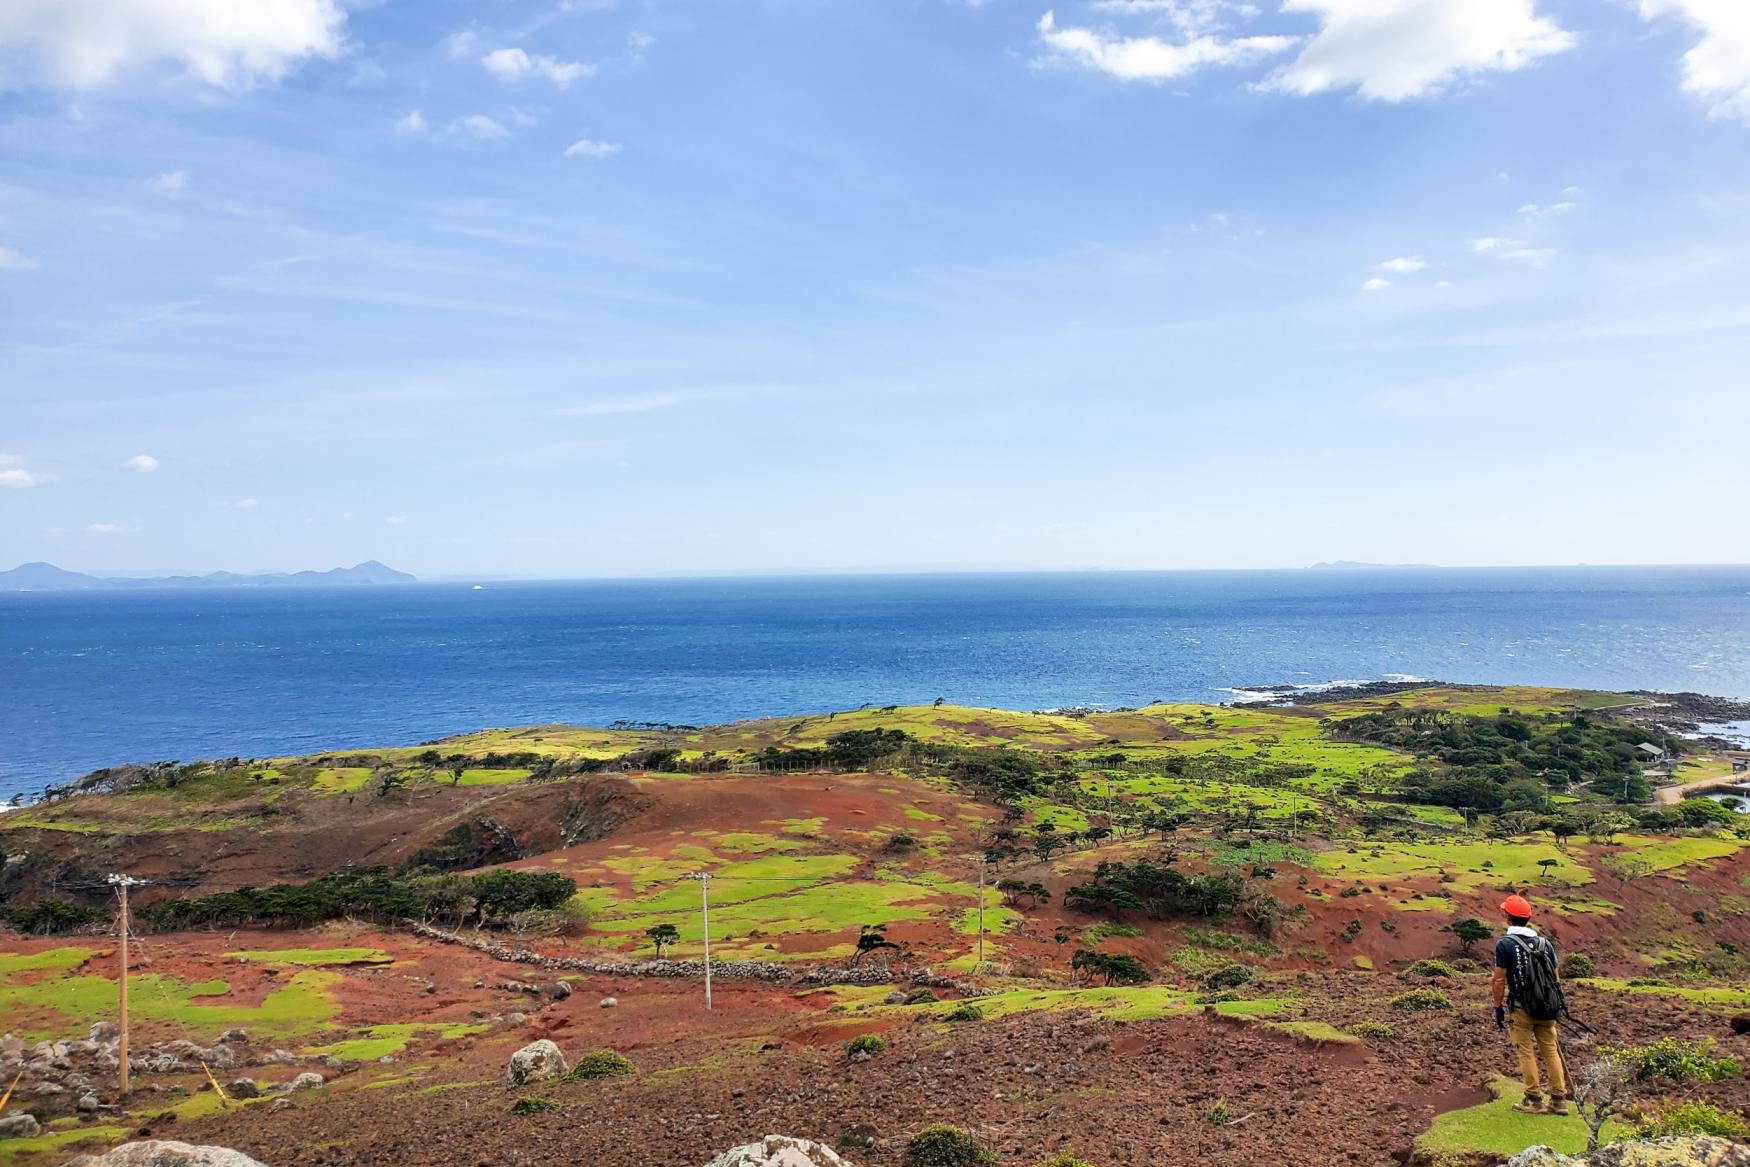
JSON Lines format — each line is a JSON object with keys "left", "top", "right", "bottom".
{"left": 277, "top": 1072, "right": 325, "bottom": 1094}
{"left": 1507, "top": 1136, "right": 1750, "bottom": 1167}
{"left": 550, "top": 981, "right": 573, "bottom": 999}
{"left": 504, "top": 1013, "right": 529, "bottom": 1026}
{"left": 216, "top": 1030, "right": 250, "bottom": 1045}
{"left": 77, "top": 1140, "right": 271, "bottom": 1167}
{"left": 705, "top": 1135, "right": 856, "bottom": 1167}
{"left": 227, "top": 1079, "right": 261, "bottom": 1100}
{"left": 0, "top": 1114, "right": 43, "bottom": 1140}
{"left": 600, "top": 997, "right": 619, "bottom": 1009}
{"left": 505, "top": 1039, "right": 568, "bottom": 1087}
{"left": 77, "top": 1091, "right": 104, "bottom": 1111}
{"left": 89, "top": 1022, "right": 120, "bottom": 1043}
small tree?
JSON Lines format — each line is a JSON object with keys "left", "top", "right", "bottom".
{"left": 1537, "top": 857, "right": 1560, "bottom": 882}
{"left": 1571, "top": 1056, "right": 1633, "bottom": 1152}
{"left": 1603, "top": 855, "right": 1653, "bottom": 890}
{"left": 1450, "top": 917, "right": 1492, "bottom": 958}
{"left": 450, "top": 764, "right": 466, "bottom": 786}
{"left": 853, "top": 923, "right": 902, "bottom": 966}
{"left": 374, "top": 767, "right": 409, "bottom": 798}
{"left": 645, "top": 922, "right": 679, "bottom": 957}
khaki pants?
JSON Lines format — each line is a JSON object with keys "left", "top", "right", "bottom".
{"left": 1510, "top": 1008, "right": 1570, "bottom": 1102}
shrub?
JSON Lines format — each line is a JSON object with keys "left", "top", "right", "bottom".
{"left": 1194, "top": 990, "right": 1242, "bottom": 1005}
{"left": 902, "top": 1125, "right": 995, "bottom": 1167}
{"left": 944, "top": 1002, "right": 984, "bottom": 1023}
{"left": 511, "top": 1096, "right": 562, "bottom": 1115}
{"left": 848, "top": 1034, "right": 888, "bottom": 1057}
{"left": 1351, "top": 1020, "right": 1396, "bottom": 1039}
{"left": 1390, "top": 989, "right": 1454, "bottom": 1011}
{"left": 1208, "top": 1099, "right": 1230, "bottom": 1126}
{"left": 565, "top": 1050, "right": 636, "bottom": 1080}
{"left": 903, "top": 988, "right": 940, "bottom": 1005}
{"left": 1559, "top": 953, "right": 1595, "bottom": 978}
{"left": 1032, "top": 1157, "right": 1095, "bottom": 1167}
{"left": 1609, "top": 1037, "right": 1740, "bottom": 1084}
{"left": 1200, "top": 963, "right": 1253, "bottom": 991}
{"left": 1636, "top": 1101, "right": 1750, "bottom": 1139}
{"left": 1403, "top": 959, "right": 1458, "bottom": 979}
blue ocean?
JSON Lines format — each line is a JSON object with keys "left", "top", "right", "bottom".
{"left": 3, "top": 567, "right": 1749, "bottom": 801}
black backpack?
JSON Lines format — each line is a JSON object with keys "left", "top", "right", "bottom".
{"left": 1508, "top": 934, "right": 1566, "bottom": 1023}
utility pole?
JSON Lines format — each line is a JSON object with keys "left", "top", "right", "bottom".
{"left": 688, "top": 873, "right": 713, "bottom": 1011}
{"left": 108, "top": 874, "right": 146, "bottom": 1095}
{"left": 976, "top": 861, "right": 986, "bottom": 968}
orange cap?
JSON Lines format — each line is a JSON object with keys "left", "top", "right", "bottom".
{"left": 1501, "top": 894, "right": 1534, "bottom": 919}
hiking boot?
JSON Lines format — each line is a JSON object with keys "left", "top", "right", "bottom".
{"left": 1547, "top": 1099, "right": 1570, "bottom": 1116}
{"left": 1513, "top": 1099, "right": 1547, "bottom": 1114}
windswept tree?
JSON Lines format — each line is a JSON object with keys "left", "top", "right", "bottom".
{"left": 1449, "top": 917, "right": 1492, "bottom": 958}
{"left": 852, "top": 923, "right": 902, "bottom": 966}
{"left": 646, "top": 923, "right": 680, "bottom": 958}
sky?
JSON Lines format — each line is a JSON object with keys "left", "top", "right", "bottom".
{"left": 2, "top": 0, "right": 1749, "bottom": 578}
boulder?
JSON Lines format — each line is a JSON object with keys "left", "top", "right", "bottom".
{"left": 705, "top": 1136, "right": 856, "bottom": 1167}
{"left": 0, "top": 1114, "right": 42, "bottom": 1140}
{"left": 89, "top": 1022, "right": 119, "bottom": 1043}
{"left": 276, "top": 1073, "right": 325, "bottom": 1094}
{"left": 505, "top": 1040, "right": 568, "bottom": 1087}
{"left": 550, "top": 981, "right": 573, "bottom": 999}
{"left": 599, "top": 997, "right": 619, "bottom": 1009}
{"left": 77, "top": 1091, "right": 104, "bottom": 1112}
{"left": 228, "top": 1079, "right": 261, "bottom": 1100}
{"left": 1507, "top": 1137, "right": 1750, "bottom": 1167}
{"left": 75, "top": 1140, "right": 270, "bottom": 1167}
{"left": 216, "top": 1030, "right": 250, "bottom": 1045}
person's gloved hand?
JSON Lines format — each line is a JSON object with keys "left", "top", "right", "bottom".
{"left": 1494, "top": 1006, "right": 1506, "bottom": 1030}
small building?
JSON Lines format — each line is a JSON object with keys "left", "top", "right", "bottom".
{"left": 1733, "top": 757, "right": 1749, "bottom": 774}
{"left": 1636, "top": 742, "right": 1667, "bottom": 762}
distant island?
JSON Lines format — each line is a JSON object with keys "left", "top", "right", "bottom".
{"left": 0, "top": 560, "right": 416, "bottom": 591}
{"left": 1308, "top": 560, "right": 1439, "bottom": 570}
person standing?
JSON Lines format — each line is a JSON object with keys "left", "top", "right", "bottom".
{"left": 1491, "top": 893, "right": 1571, "bottom": 1114}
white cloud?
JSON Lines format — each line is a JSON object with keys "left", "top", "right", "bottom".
{"left": 124, "top": 453, "right": 160, "bottom": 472}
{"left": 384, "top": 515, "right": 407, "bottom": 525}
{"left": 86, "top": 522, "right": 119, "bottom": 534}
{"left": 445, "top": 30, "right": 481, "bottom": 61}
{"left": 395, "top": 110, "right": 427, "bottom": 134}
{"left": 481, "top": 46, "right": 592, "bottom": 87}
{"left": 0, "top": 0, "right": 346, "bottom": 90}
{"left": 0, "top": 468, "right": 39, "bottom": 488}
{"left": 1640, "top": 1, "right": 1750, "bottom": 123}
{"left": 1374, "top": 256, "right": 1426, "bottom": 274}
{"left": 1263, "top": 0, "right": 1574, "bottom": 101}
{"left": 564, "top": 136, "right": 622, "bottom": 158}
{"left": 150, "top": 170, "right": 188, "bottom": 195}
{"left": 1035, "top": 10, "right": 1298, "bottom": 83}
{"left": 1, "top": 246, "right": 38, "bottom": 271}
{"left": 1518, "top": 199, "right": 1575, "bottom": 218}
{"left": 1472, "top": 236, "right": 1555, "bottom": 264}
{"left": 1088, "top": 1, "right": 1261, "bottom": 37}
{"left": 450, "top": 114, "right": 508, "bottom": 141}
{"left": 235, "top": 498, "right": 259, "bottom": 510}
{"left": 1361, "top": 276, "right": 1392, "bottom": 292}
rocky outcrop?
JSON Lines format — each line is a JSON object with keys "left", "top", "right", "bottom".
{"left": 505, "top": 1039, "right": 568, "bottom": 1087}
{"left": 0, "top": 1113, "right": 43, "bottom": 1140}
{"left": 67, "top": 1141, "right": 269, "bottom": 1167}
{"left": 1507, "top": 1137, "right": 1750, "bottom": 1167}
{"left": 705, "top": 1136, "right": 856, "bottom": 1167}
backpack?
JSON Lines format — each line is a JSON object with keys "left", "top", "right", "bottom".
{"left": 1508, "top": 934, "right": 1566, "bottom": 1023}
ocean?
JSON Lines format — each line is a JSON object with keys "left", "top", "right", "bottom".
{"left": 3, "top": 566, "right": 1749, "bottom": 801}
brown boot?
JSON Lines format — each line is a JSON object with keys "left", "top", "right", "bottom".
{"left": 1547, "top": 1099, "right": 1570, "bottom": 1116}
{"left": 1513, "top": 1098, "right": 1547, "bottom": 1114}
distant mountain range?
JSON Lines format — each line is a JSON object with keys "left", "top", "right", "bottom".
{"left": 0, "top": 560, "right": 417, "bottom": 591}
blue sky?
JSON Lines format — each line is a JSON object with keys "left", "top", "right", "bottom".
{"left": 2, "top": 0, "right": 1748, "bottom": 577}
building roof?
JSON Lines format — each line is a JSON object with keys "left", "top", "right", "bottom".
{"left": 1637, "top": 742, "right": 1665, "bottom": 755}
